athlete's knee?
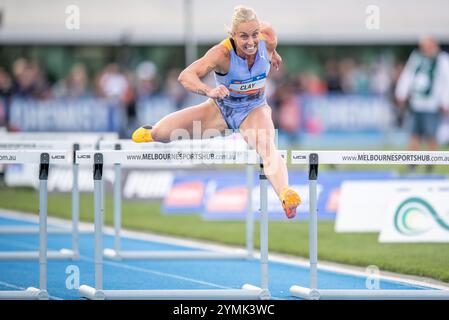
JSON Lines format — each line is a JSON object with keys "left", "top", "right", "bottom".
{"left": 255, "top": 131, "right": 276, "bottom": 156}
{"left": 152, "top": 125, "right": 192, "bottom": 143}
{"left": 242, "top": 128, "right": 273, "bottom": 148}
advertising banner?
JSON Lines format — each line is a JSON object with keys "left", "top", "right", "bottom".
{"left": 300, "top": 94, "right": 394, "bottom": 134}
{"left": 336, "top": 179, "right": 448, "bottom": 233}
{"left": 9, "top": 98, "right": 122, "bottom": 132}
{"left": 200, "top": 170, "right": 395, "bottom": 221}
{"left": 379, "top": 187, "right": 449, "bottom": 242}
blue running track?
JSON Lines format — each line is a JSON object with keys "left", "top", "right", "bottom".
{"left": 0, "top": 212, "right": 436, "bottom": 300}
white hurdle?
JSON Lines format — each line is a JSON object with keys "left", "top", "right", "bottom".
{"left": 0, "top": 133, "right": 118, "bottom": 260}
{"left": 98, "top": 138, "right": 254, "bottom": 260}
{"left": 77, "top": 149, "right": 271, "bottom": 300}
{"left": 0, "top": 150, "right": 70, "bottom": 300}
{"left": 289, "top": 150, "right": 449, "bottom": 300}
{"left": 0, "top": 140, "right": 97, "bottom": 261}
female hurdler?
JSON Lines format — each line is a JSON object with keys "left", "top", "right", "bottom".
{"left": 132, "top": 6, "right": 301, "bottom": 218}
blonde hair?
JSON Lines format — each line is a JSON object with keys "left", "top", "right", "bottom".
{"left": 229, "top": 5, "right": 259, "bottom": 35}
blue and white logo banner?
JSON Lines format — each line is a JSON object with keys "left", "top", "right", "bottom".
{"left": 9, "top": 98, "right": 122, "bottom": 132}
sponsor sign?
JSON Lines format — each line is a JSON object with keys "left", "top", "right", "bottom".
{"left": 301, "top": 94, "right": 394, "bottom": 134}
{"left": 336, "top": 179, "right": 448, "bottom": 233}
{"left": 9, "top": 98, "right": 122, "bottom": 131}
{"left": 201, "top": 170, "right": 395, "bottom": 221}
{"left": 206, "top": 186, "right": 248, "bottom": 214}
{"left": 379, "top": 188, "right": 449, "bottom": 242}
{"left": 163, "top": 181, "right": 206, "bottom": 213}
{"left": 162, "top": 173, "right": 210, "bottom": 214}
{"left": 5, "top": 164, "right": 173, "bottom": 198}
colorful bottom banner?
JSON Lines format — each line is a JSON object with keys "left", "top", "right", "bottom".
{"left": 161, "top": 170, "right": 399, "bottom": 221}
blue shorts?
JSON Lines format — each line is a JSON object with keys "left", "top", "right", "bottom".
{"left": 410, "top": 110, "right": 440, "bottom": 139}
{"left": 213, "top": 98, "right": 267, "bottom": 130}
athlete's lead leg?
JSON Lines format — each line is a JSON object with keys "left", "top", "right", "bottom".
{"left": 240, "top": 105, "right": 301, "bottom": 218}
{"left": 132, "top": 99, "right": 228, "bottom": 143}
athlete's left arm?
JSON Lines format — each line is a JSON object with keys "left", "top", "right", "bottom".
{"left": 260, "top": 22, "right": 282, "bottom": 70}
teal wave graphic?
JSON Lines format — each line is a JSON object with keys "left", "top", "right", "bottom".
{"left": 394, "top": 197, "right": 449, "bottom": 236}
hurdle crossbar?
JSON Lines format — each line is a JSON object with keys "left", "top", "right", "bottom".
{"left": 0, "top": 150, "right": 69, "bottom": 300}
{"left": 289, "top": 150, "right": 449, "bottom": 300}
{"left": 97, "top": 140, "right": 260, "bottom": 261}
{"left": 77, "top": 150, "right": 271, "bottom": 300}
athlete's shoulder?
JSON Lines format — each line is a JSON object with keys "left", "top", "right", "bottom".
{"left": 202, "top": 40, "right": 231, "bottom": 68}
{"left": 217, "top": 38, "right": 233, "bottom": 57}
{"left": 219, "top": 38, "right": 232, "bottom": 50}
{"left": 204, "top": 43, "right": 229, "bottom": 62}
{"left": 201, "top": 41, "right": 230, "bottom": 73}
{"left": 206, "top": 39, "right": 231, "bottom": 57}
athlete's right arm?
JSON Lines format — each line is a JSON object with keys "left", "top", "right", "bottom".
{"left": 178, "top": 45, "right": 230, "bottom": 99}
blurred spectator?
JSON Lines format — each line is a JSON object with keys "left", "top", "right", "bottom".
{"left": 53, "top": 63, "right": 90, "bottom": 98}
{"left": 395, "top": 36, "right": 449, "bottom": 172}
{"left": 97, "top": 63, "right": 131, "bottom": 101}
{"left": 296, "top": 72, "right": 327, "bottom": 95}
{"left": 164, "top": 68, "right": 188, "bottom": 109}
{"left": 0, "top": 67, "right": 13, "bottom": 128}
{"left": 269, "top": 69, "right": 303, "bottom": 146}
{"left": 351, "top": 63, "right": 370, "bottom": 94}
{"left": 276, "top": 82, "right": 301, "bottom": 145}
{"left": 266, "top": 63, "right": 288, "bottom": 101}
{"left": 324, "top": 59, "right": 342, "bottom": 92}
{"left": 369, "top": 56, "right": 394, "bottom": 95}
{"left": 338, "top": 58, "right": 357, "bottom": 93}
{"left": 135, "top": 61, "right": 159, "bottom": 98}
{"left": 0, "top": 68, "right": 12, "bottom": 98}
{"left": 96, "top": 63, "right": 135, "bottom": 137}
{"left": 12, "top": 58, "right": 51, "bottom": 99}
{"left": 11, "top": 58, "right": 28, "bottom": 96}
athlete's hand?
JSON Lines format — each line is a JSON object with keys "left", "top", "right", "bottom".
{"left": 207, "top": 85, "right": 230, "bottom": 99}
{"left": 271, "top": 51, "right": 283, "bottom": 71}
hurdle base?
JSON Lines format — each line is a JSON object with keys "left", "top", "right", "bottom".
{"left": 0, "top": 287, "right": 49, "bottom": 300}
{"left": 0, "top": 249, "right": 76, "bottom": 260}
{"left": 80, "top": 284, "right": 270, "bottom": 300}
{"left": 289, "top": 285, "right": 449, "bottom": 300}
{"left": 103, "top": 248, "right": 253, "bottom": 261}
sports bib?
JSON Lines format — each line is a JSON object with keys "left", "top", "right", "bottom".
{"left": 229, "top": 73, "right": 266, "bottom": 95}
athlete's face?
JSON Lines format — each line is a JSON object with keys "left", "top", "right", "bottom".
{"left": 232, "top": 20, "right": 260, "bottom": 57}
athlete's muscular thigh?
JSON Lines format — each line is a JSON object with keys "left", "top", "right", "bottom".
{"left": 152, "top": 99, "right": 228, "bottom": 142}
{"left": 239, "top": 105, "right": 275, "bottom": 150}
